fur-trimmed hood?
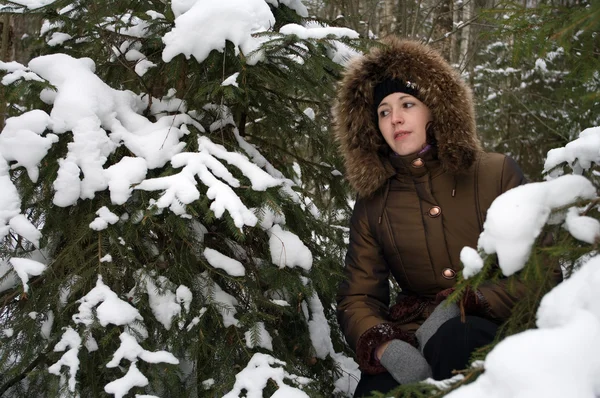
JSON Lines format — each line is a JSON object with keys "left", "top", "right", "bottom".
{"left": 332, "top": 37, "right": 483, "bottom": 198}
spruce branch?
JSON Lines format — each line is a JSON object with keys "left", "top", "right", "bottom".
{"left": 0, "top": 351, "right": 47, "bottom": 396}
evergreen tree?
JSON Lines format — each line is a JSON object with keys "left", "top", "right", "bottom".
{"left": 469, "top": 0, "right": 600, "bottom": 178}
{"left": 0, "top": 0, "right": 364, "bottom": 396}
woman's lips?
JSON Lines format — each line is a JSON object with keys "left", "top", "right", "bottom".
{"left": 394, "top": 131, "right": 410, "bottom": 140}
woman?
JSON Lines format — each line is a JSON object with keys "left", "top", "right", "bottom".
{"left": 332, "top": 38, "right": 542, "bottom": 396}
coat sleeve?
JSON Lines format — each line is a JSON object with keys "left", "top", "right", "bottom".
{"left": 336, "top": 197, "right": 413, "bottom": 373}
{"left": 477, "top": 156, "right": 562, "bottom": 320}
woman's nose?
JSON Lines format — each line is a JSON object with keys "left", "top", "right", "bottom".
{"left": 392, "top": 111, "right": 403, "bottom": 124}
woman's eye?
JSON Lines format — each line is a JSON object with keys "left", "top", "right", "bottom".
{"left": 379, "top": 110, "right": 390, "bottom": 118}
{"left": 403, "top": 102, "right": 415, "bottom": 108}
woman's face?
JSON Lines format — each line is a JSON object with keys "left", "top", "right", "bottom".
{"left": 376, "top": 92, "right": 432, "bottom": 156}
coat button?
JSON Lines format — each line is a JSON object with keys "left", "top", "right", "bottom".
{"left": 428, "top": 206, "right": 441, "bottom": 217}
{"left": 442, "top": 268, "right": 456, "bottom": 279}
{"left": 411, "top": 158, "right": 424, "bottom": 168}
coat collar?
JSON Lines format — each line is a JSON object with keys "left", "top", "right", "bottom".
{"left": 389, "top": 146, "right": 441, "bottom": 179}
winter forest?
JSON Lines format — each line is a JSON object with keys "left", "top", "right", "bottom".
{"left": 0, "top": 0, "right": 598, "bottom": 397}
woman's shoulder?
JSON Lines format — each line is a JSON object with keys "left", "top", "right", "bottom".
{"left": 475, "top": 152, "right": 526, "bottom": 193}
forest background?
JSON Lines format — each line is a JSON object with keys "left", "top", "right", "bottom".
{"left": 0, "top": 0, "right": 598, "bottom": 397}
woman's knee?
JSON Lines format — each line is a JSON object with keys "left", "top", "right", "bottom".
{"left": 422, "top": 316, "right": 498, "bottom": 380}
{"left": 422, "top": 316, "right": 498, "bottom": 362}
{"left": 435, "top": 316, "right": 498, "bottom": 340}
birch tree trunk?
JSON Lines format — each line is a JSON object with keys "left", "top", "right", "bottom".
{"left": 431, "top": 0, "right": 454, "bottom": 58}
{"left": 379, "top": 0, "right": 397, "bottom": 37}
{"left": 1, "top": 14, "right": 11, "bottom": 128}
{"left": 459, "top": 0, "right": 473, "bottom": 67}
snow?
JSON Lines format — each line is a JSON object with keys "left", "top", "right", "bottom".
{"left": 0, "top": 60, "right": 27, "bottom": 72}
{"left": 72, "top": 276, "right": 143, "bottom": 327}
{"left": 7, "top": 0, "right": 60, "bottom": 9}
{"left": 564, "top": 207, "right": 600, "bottom": 244}
{"left": 176, "top": 285, "right": 193, "bottom": 312}
{"left": 162, "top": 0, "right": 275, "bottom": 64}
{"left": 465, "top": 174, "right": 596, "bottom": 277}
{"left": 204, "top": 247, "right": 246, "bottom": 276}
{"left": 222, "top": 72, "right": 240, "bottom": 87}
{"left": 544, "top": 126, "right": 600, "bottom": 175}
{"left": 89, "top": 206, "right": 120, "bottom": 231}
{"left": 48, "top": 327, "right": 82, "bottom": 392}
{"left": 265, "top": 0, "right": 308, "bottom": 17}
{"left": 41, "top": 311, "right": 54, "bottom": 339}
{"left": 451, "top": 126, "right": 600, "bottom": 398}
{"left": 245, "top": 322, "right": 274, "bottom": 351}
{"left": 268, "top": 225, "right": 313, "bottom": 270}
{"left": 300, "top": 277, "right": 360, "bottom": 394}
{"left": 0, "top": 110, "right": 58, "bottom": 182}
{"left": 47, "top": 32, "right": 72, "bottom": 46}
{"left": 8, "top": 257, "right": 47, "bottom": 293}
{"left": 106, "top": 332, "right": 179, "bottom": 368}
{"left": 447, "top": 255, "right": 600, "bottom": 398}
{"left": 9, "top": 214, "right": 42, "bottom": 248}
{"left": 199, "top": 272, "right": 240, "bottom": 327}
{"left": 223, "top": 353, "right": 311, "bottom": 398}
{"left": 279, "top": 23, "right": 359, "bottom": 40}
{"left": 460, "top": 247, "right": 483, "bottom": 278}
{"left": 137, "top": 272, "right": 182, "bottom": 330}
{"left": 104, "top": 362, "right": 149, "bottom": 398}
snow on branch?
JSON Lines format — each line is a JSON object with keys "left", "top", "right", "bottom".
{"left": 279, "top": 23, "right": 359, "bottom": 40}
{"left": 299, "top": 277, "right": 360, "bottom": 394}
{"left": 462, "top": 127, "right": 600, "bottom": 279}
{"left": 162, "top": 0, "right": 275, "bottom": 64}
{"left": 204, "top": 247, "right": 246, "bottom": 277}
{"left": 447, "top": 254, "right": 600, "bottom": 398}
{"left": 136, "top": 134, "right": 283, "bottom": 227}
{"left": 222, "top": 353, "right": 312, "bottom": 398}
{"left": 7, "top": 257, "right": 47, "bottom": 293}
{"left": 544, "top": 126, "right": 600, "bottom": 176}
{"left": 448, "top": 126, "right": 600, "bottom": 397}
{"left": 104, "top": 361, "right": 148, "bottom": 398}
{"left": 462, "top": 174, "right": 596, "bottom": 277}
{"left": 199, "top": 271, "right": 240, "bottom": 328}
{"left": 72, "top": 276, "right": 143, "bottom": 327}
{"left": 106, "top": 332, "right": 179, "bottom": 368}
{"left": 48, "top": 327, "right": 82, "bottom": 393}
{"left": 0, "top": 155, "right": 41, "bottom": 245}
{"left": 135, "top": 271, "right": 187, "bottom": 330}
{"left": 0, "top": 110, "right": 58, "bottom": 183}
{"left": 268, "top": 225, "right": 313, "bottom": 270}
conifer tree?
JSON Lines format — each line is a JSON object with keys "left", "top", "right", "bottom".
{"left": 469, "top": 0, "right": 600, "bottom": 178}
{"left": 0, "top": 0, "right": 364, "bottom": 396}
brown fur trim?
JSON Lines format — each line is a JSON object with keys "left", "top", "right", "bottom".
{"left": 332, "top": 37, "right": 483, "bottom": 198}
{"left": 389, "top": 295, "right": 429, "bottom": 324}
{"left": 355, "top": 323, "right": 417, "bottom": 374}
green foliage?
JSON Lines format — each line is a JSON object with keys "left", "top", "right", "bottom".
{"left": 0, "top": 1, "right": 360, "bottom": 396}
{"left": 472, "top": 0, "right": 600, "bottom": 178}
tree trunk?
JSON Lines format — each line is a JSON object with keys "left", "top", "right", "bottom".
{"left": 1, "top": 14, "right": 11, "bottom": 128}
{"left": 459, "top": 0, "right": 473, "bottom": 68}
{"left": 379, "top": 0, "right": 397, "bottom": 37}
{"left": 432, "top": 0, "right": 454, "bottom": 59}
